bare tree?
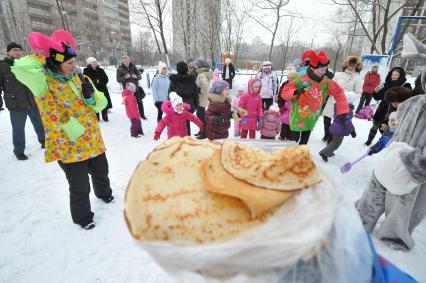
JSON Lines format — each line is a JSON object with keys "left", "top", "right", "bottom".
{"left": 276, "top": 16, "right": 301, "bottom": 74}
{"left": 330, "top": 0, "right": 407, "bottom": 54}
{"left": 133, "top": 0, "right": 171, "bottom": 65}
{"left": 244, "top": 0, "right": 294, "bottom": 60}
{"left": 173, "top": 0, "right": 197, "bottom": 60}
{"left": 221, "top": 0, "right": 247, "bottom": 64}
{"left": 198, "top": 0, "right": 221, "bottom": 65}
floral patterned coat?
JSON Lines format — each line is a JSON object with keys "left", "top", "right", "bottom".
{"left": 12, "top": 55, "right": 107, "bottom": 163}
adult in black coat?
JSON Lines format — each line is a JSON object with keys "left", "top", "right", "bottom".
{"left": 365, "top": 67, "right": 412, "bottom": 145}
{"left": 0, "top": 42, "right": 45, "bottom": 160}
{"left": 116, "top": 56, "right": 147, "bottom": 119}
{"left": 168, "top": 61, "right": 198, "bottom": 134}
{"left": 221, "top": 58, "right": 235, "bottom": 89}
{"left": 412, "top": 73, "right": 424, "bottom": 96}
{"left": 83, "top": 57, "right": 112, "bottom": 122}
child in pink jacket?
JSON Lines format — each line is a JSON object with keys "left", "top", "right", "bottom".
{"left": 238, "top": 78, "right": 263, "bottom": 139}
{"left": 122, "top": 83, "right": 143, "bottom": 137}
{"left": 260, "top": 104, "right": 281, "bottom": 139}
{"left": 154, "top": 92, "right": 203, "bottom": 140}
{"left": 232, "top": 85, "right": 245, "bottom": 136}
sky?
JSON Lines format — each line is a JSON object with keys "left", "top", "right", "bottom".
{"left": 130, "top": 0, "right": 339, "bottom": 48}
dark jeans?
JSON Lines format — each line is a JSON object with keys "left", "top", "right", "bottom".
{"left": 130, "top": 118, "right": 143, "bottom": 137}
{"left": 323, "top": 116, "right": 332, "bottom": 141}
{"left": 9, "top": 108, "right": 45, "bottom": 154}
{"left": 58, "top": 153, "right": 112, "bottom": 226}
{"left": 356, "top": 92, "right": 373, "bottom": 113}
{"left": 299, "top": 131, "right": 311, "bottom": 145}
{"left": 262, "top": 98, "right": 274, "bottom": 112}
{"left": 154, "top": 101, "right": 163, "bottom": 122}
{"left": 196, "top": 106, "right": 206, "bottom": 135}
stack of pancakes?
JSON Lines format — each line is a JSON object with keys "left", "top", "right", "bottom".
{"left": 124, "top": 137, "right": 322, "bottom": 244}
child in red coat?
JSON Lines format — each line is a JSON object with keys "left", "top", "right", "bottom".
{"left": 154, "top": 92, "right": 203, "bottom": 140}
{"left": 122, "top": 83, "right": 143, "bottom": 137}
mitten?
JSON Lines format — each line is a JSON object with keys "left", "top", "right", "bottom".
{"left": 368, "top": 146, "right": 377, "bottom": 156}
{"left": 241, "top": 116, "right": 248, "bottom": 124}
{"left": 350, "top": 131, "right": 357, "bottom": 138}
{"left": 154, "top": 132, "right": 160, "bottom": 141}
{"left": 293, "top": 87, "right": 305, "bottom": 96}
{"left": 79, "top": 74, "right": 94, "bottom": 99}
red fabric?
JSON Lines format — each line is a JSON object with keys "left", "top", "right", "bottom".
{"left": 363, "top": 71, "right": 381, "bottom": 94}
{"left": 328, "top": 80, "right": 349, "bottom": 115}
{"left": 122, "top": 89, "right": 141, "bottom": 119}
{"left": 241, "top": 130, "right": 256, "bottom": 139}
{"left": 301, "top": 50, "right": 329, "bottom": 68}
{"left": 282, "top": 80, "right": 297, "bottom": 101}
{"left": 238, "top": 78, "right": 264, "bottom": 131}
{"left": 206, "top": 101, "right": 232, "bottom": 140}
{"left": 155, "top": 101, "right": 203, "bottom": 139}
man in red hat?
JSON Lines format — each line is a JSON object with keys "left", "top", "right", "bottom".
{"left": 281, "top": 50, "right": 349, "bottom": 144}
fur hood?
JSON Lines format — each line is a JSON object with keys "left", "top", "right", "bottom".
{"left": 208, "top": 92, "right": 232, "bottom": 104}
{"left": 342, "top": 56, "right": 362, "bottom": 72}
{"left": 161, "top": 100, "right": 191, "bottom": 114}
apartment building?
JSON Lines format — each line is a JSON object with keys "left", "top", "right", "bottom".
{"left": 0, "top": 0, "right": 132, "bottom": 65}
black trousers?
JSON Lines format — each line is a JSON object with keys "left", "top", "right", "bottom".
{"left": 356, "top": 92, "right": 373, "bottom": 113}
{"left": 196, "top": 106, "right": 207, "bottom": 135}
{"left": 136, "top": 98, "right": 145, "bottom": 118}
{"left": 154, "top": 101, "right": 163, "bottom": 122}
{"left": 185, "top": 101, "right": 196, "bottom": 135}
{"left": 96, "top": 109, "right": 108, "bottom": 122}
{"left": 323, "top": 116, "right": 332, "bottom": 141}
{"left": 298, "top": 131, "right": 311, "bottom": 145}
{"left": 58, "top": 153, "right": 112, "bottom": 226}
{"left": 319, "top": 135, "right": 344, "bottom": 157}
{"left": 280, "top": 124, "right": 300, "bottom": 142}
{"left": 262, "top": 98, "right": 274, "bottom": 112}
{"left": 366, "top": 120, "right": 381, "bottom": 145}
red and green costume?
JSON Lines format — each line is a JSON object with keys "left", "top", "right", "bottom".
{"left": 282, "top": 74, "right": 348, "bottom": 131}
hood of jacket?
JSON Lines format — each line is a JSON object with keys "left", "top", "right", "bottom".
{"left": 208, "top": 92, "right": 232, "bottom": 104}
{"left": 247, "top": 78, "right": 262, "bottom": 96}
{"left": 161, "top": 100, "right": 190, "bottom": 115}
{"left": 264, "top": 110, "right": 281, "bottom": 121}
{"left": 385, "top": 67, "right": 407, "bottom": 86}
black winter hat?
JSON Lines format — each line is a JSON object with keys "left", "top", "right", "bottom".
{"left": 176, "top": 61, "right": 188, "bottom": 74}
{"left": 7, "top": 42, "right": 22, "bottom": 52}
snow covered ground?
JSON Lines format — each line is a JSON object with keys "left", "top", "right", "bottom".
{"left": 0, "top": 69, "right": 425, "bottom": 283}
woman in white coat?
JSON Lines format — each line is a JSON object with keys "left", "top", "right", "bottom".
{"left": 322, "top": 56, "right": 363, "bottom": 142}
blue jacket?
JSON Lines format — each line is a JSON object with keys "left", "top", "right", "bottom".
{"left": 371, "top": 130, "right": 394, "bottom": 153}
{"left": 151, "top": 74, "right": 170, "bottom": 102}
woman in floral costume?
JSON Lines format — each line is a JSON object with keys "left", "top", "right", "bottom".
{"left": 12, "top": 30, "right": 113, "bottom": 230}
{"left": 282, "top": 50, "right": 349, "bottom": 144}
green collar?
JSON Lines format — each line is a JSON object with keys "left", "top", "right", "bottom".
{"left": 45, "top": 67, "right": 75, "bottom": 82}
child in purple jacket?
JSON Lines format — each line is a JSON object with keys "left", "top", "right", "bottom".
{"left": 319, "top": 94, "right": 357, "bottom": 162}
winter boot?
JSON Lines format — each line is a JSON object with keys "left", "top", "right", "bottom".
{"left": 319, "top": 152, "right": 328, "bottom": 162}
{"left": 102, "top": 195, "right": 114, "bottom": 203}
{"left": 15, "top": 153, "right": 29, "bottom": 160}
{"left": 81, "top": 221, "right": 96, "bottom": 230}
